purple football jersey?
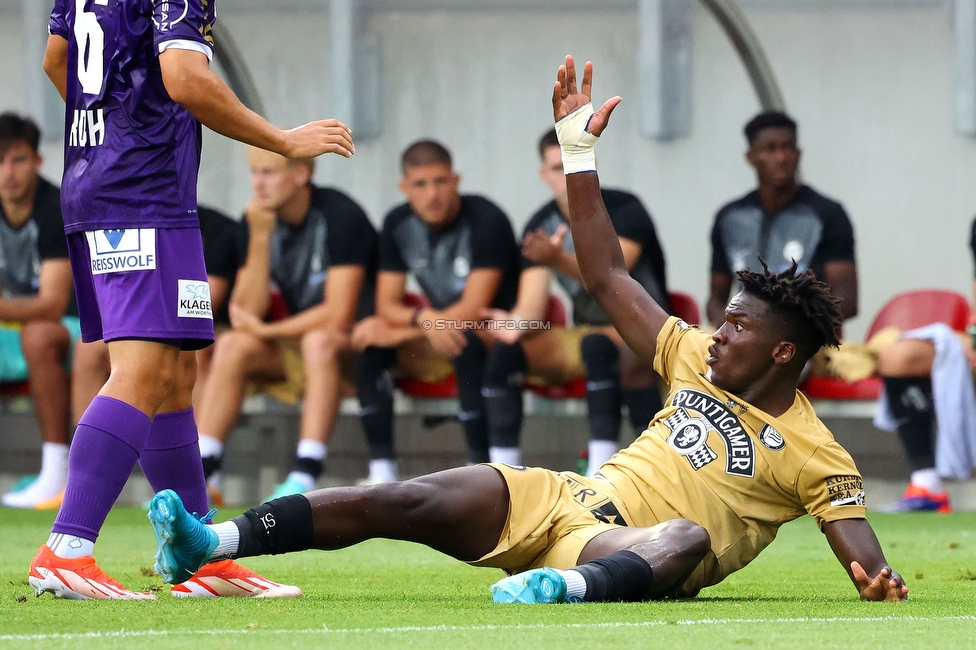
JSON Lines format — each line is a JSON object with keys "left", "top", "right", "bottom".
{"left": 49, "top": 0, "right": 216, "bottom": 234}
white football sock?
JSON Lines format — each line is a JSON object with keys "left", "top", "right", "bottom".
{"left": 210, "top": 521, "right": 240, "bottom": 561}
{"left": 557, "top": 569, "right": 588, "bottom": 599}
{"left": 296, "top": 439, "right": 327, "bottom": 461}
{"left": 369, "top": 459, "right": 398, "bottom": 483}
{"left": 587, "top": 440, "right": 619, "bottom": 477}
{"left": 38, "top": 442, "right": 69, "bottom": 487}
{"left": 284, "top": 471, "right": 316, "bottom": 492}
{"left": 911, "top": 468, "right": 943, "bottom": 493}
{"left": 198, "top": 434, "right": 224, "bottom": 459}
{"left": 489, "top": 446, "right": 521, "bottom": 466}
{"left": 47, "top": 533, "right": 95, "bottom": 559}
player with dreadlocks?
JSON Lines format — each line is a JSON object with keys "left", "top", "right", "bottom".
{"left": 147, "top": 56, "right": 908, "bottom": 604}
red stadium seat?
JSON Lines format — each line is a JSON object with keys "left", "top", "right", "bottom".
{"left": 801, "top": 289, "right": 971, "bottom": 400}
{"left": 267, "top": 288, "right": 291, "bottom": 322}
{"left": 669, "top": 291, "right": 701, "bottom": 325}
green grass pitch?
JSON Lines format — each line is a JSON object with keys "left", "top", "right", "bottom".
{"left": 1, "top": 508, "right": 975, "bottom": 649}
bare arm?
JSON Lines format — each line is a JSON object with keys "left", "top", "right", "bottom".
{"left": 207, "top": 275, "right": 230, "bottom": 318}
{"left": 707, "top": 272, "right": 733, "bottom": 328}
{"left": 375, "top": 271, "right": 419, "bottom": 328}
{"left": 158, "top": 49, "right": 353, "bottom": 159}
{"left": 822, "top": 261, "right": 858, "bottom": 321}
{"left": 522, "top": 224, "right": 644, "bottom": 283}
{"left": 419, "top": 269, "right": 503, "bottom": 325}
{"left": 823, "top": 518, "right": 908, "bottom": 602}
{"left": 238, "top": 265, "right": 364, "bottom": 340}
{"left": 553, "top": 57, "right": 669, "bottom": 364}
{"left": 230, "top": 202, "right": 276, "bottom": 317}
{"left": 0, "top": 260, "right": 73, "bottom": 322}
{"left": 43, "top": 35, "right": 68, "bottom": 101}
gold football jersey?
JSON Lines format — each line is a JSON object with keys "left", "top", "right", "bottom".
{"left": 600, "top": 317, "right": 867, "bottom": 588}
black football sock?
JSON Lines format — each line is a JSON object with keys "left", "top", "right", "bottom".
{"left": 883, "top": 376, "right": 936, "bottom": 471}
{"left": 572, "top": 550, "right": 654, "bottom": 602}
{"left": 483, "top": 341, "right": 527, "bottom": 450}
{"left": 581, "top": 334, "right": 622, "bottom": 442}
{"left": 291, "top": 456, "right": 325, "bottom": 480}
{"left": 201, "top": 454, "right": 222, "bottom": 481}
{"left": 357, "top": 346, "right": 398, "bottom": 460}
{"left": 454, "top": 332, "right": 490, "bottom": 463}
{"left": 623, "top": 386, "right": 663, "bottom": 433}
{"left": 230, "top": 495, "right": 315, "bottom": 558}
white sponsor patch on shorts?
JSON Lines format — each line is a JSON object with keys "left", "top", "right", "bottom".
{"left": 177, "top": 279, "right": 213, "bottom": 320}
{"left": 86, "top": 229, "right": 157, "bottom": 274}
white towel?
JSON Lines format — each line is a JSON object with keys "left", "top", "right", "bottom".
{"left": 873, "top": 323, "right": 976, "bottom": 481}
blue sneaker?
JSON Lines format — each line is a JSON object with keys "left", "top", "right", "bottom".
{"left": 147, "top": 489, "right": 219, "bottom": 584}
{"left": 266, "top": 477, "right": 309, "bottom": 501}
{"left": 491, "top": 567, "right": 573, "bottom": 604}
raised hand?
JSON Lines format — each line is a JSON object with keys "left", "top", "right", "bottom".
{"left": 281, "top": 119, "right": 355, "bottom": 159}
{"left": 551, "top": 55, "right": 621, "bottom": 136}
{"left": 850, "top": 561, "right": 908, "bottom": 602}
{"left": 522, "top": 224, "right": 567, "bottom": 267}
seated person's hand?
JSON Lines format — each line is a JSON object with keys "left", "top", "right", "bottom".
{"left": 425, "top": 326, "right": 468, "bottom": 358}
{"left": 229, "top": 303, "right": 267, "bottom": 338}
{"left": 244, "top": 197, "right": 277, "bottom": 233}
{"left": 481, "top": 308, "right": 524, "bottom": 345}
{"left": 522, "top": 224, "right": 567, "bottom": 267}
{"left": 352, "top": 316, "right": 416, "bottom": 351}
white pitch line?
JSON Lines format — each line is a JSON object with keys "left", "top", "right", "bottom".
{"left": 2, "top": 615, "right": 975, "bottom": 642}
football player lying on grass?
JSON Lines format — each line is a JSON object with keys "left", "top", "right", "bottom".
{"left": 147, "top": 55, "right": 907, "bottom": 604}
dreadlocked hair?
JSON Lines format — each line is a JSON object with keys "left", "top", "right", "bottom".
{"left": 736, "top": 260, "right": 843, "bottom": 363}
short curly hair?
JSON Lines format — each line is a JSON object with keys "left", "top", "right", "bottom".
{"left": 737, "top": 260, "right": 842, "bottom": 362}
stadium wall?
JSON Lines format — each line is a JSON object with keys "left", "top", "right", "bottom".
{"left": 1, "top": 0, "right": 974, "bottom": 341}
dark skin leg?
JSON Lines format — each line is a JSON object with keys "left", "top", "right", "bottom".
{"left": 577, "top": 519, "right": 711, "bottom": 599}
{"left": 304, "top": 463, "right": 708, "bottom": 601}
{"left": 306, "top": 465, "right": 510, "bottom": 561}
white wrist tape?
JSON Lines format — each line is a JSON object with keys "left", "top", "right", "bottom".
{"left": 555, "top": 102, "right": 599, "bottom": 174}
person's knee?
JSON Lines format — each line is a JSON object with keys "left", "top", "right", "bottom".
{"left": 667, "top": 519, "right": 711, "bottom": 562}
{"left": 370, "top": 479, "right": 437, "bottom": 517}
{"left": 877, "top": 340, "right": 935, "bottom": 377}
{"left": 581, "top": 333, "right": 619, "bottom": 373}
{"left": 19, "top": 321, "right": 69, "bottom": 365}
{"left": 301, "top": 329, "right": 344, "bottom": 371}
{"left": 211, "top": 330, "right": 261, "bottom": 370}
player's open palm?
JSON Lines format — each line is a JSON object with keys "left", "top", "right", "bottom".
{"left": 551, "top": 56, "right": 621, "bottom": 136}
{"left": 851, "top": 562, "right": 908, "bottom": 602}
{"left": 283, "top": 119, "right": 355, "bottom": 159}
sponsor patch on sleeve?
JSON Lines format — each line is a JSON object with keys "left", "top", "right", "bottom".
{"left": 177, "top": 279, "right": 213, "bottom": 320}
{"left": 86, "top": 229, "right": 157, "bottom": 275}
{"left": 826, "top": 475, "right": 865, "bottom": 507}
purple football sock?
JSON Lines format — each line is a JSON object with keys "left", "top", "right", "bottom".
{"left": 138, "top": 407, "right": 209, "bottom": 519}
{"left": 52, "top": 396, "right": 152, "bottom": 541}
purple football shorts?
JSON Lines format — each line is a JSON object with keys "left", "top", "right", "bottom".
{"left": 67, "top": 227, "right": 215, "bottom": 351}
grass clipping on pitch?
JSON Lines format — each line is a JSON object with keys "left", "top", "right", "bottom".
{"left": 1, "top": 508, "right": 976, "bottom": 649}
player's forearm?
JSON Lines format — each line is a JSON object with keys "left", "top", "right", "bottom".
{"left": 377, "top": 299, "right": 417, "bottom": 327}
{"left": 231, "top": 234, "right": 273, "bottom": 317}
{"left": 550, "top": 250, "right": 583, "bottom": 283}
{"left": 260, "top": 304, "right": 349, "bottom": 340}
{"left": 161, "top": 57, "right": 287, "bottom": 155}
{"left": 565, "top": 173, "right": 633, "bottom": 299}
{"left": 0, "top": 296, "right": 67, "bottom": 323}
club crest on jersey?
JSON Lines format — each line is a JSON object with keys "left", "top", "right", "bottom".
{"left": 86, "top": 229, "right": 156, "bottom": 275}
{"left": 669, "top": 389, "right": 756, "bottom": 478}
{"left": 664, "top": 408, "right": 718, "bottom": 471}
{"left": 453, "top": 256, "right": 470, "bottom": 278}
{"left": 759, "top": 424, "right": 786, "bottom": 450}
{"left": 177, "top": 279, "right": 213, "bottom": 319}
